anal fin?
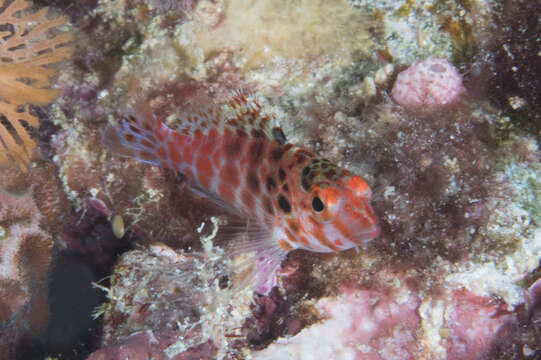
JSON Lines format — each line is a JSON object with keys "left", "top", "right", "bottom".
{"left": 210, "top": 215, "right": 288, "bottom": 296}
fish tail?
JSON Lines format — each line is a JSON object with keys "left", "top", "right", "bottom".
{"left": 103, "top": 101, "right": 174, "bottom": 166}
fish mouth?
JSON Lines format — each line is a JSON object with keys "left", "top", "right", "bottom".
{"left": 356, "top": 224, "right": 380, "bottom": 248}
{"left": 363, "top": 223, "right": 380, "bottom": 239}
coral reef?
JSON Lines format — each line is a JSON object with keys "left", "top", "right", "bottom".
{"left": 254, "top": 276, "right": 422, "bottom": 360}
{"left": 1, "top": 0, "right": 539, "bottom": 359}
{"left": 252, "top": 281, "right": 518, "bottom": 360}
{"left": 87, "top": 230, "right": 254, "bottom": 360}
{"left": 0, "top": 160, "right": 100, "bottom": 359}
{"left": 86, "top": 228, "right": 321, "bottom": 359}
{"left": 0, "top": 0, "right": 72, "bottom": 170}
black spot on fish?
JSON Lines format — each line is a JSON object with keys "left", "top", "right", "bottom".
{"left": 278, "top": 195, "right": 291, "bottom": 213}
{"left": 301, "top": 178, "right": 311, "bottom": 192}
{"left": 247, "top": 172, "right": 260, "bottom": 193}
{"left": 279, "top": 168, "right": 286, "bottom": 181}
{"left": 242, "top": 191, "right": 254, "bottom": 209}
{"left": 129, "top": 125, "right": 141, "bottom": 134}
{"left": 294, "top": 152, "right": 308, "bottom": 165}
{"left": 225, "top": 140, "right": 241, "bottom": 156}
{"left": 271, "top": 148, "right": 286, "bottom": 162}
{"left": 263, "top": 197, "right": 274, "bottom": 215}
{"left": 282, "top": 184, "right": 289, "bottom": 193}
{"left": 271, "top": 144, "right": 292, "bottom": 162}
{"left": 225, "top": 131, "right": 246, "bottom": 157}
{"left": 266, "top": 176, "right": 277, "bottom": 192}
{"left": 248, "top": 139, "right": 265, "bottom": 163}
{"left": 251, "top": 129, "right": 264, "bottom": 138}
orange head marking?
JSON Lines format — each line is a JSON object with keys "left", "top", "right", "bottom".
{"left": 344, "top": 175, "right": 372, "bottom": 200}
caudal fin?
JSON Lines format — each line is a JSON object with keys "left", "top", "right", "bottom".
{"left": 102, "top": 102, "right": 168, "bottom": 166}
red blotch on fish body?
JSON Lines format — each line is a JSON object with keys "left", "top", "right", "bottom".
{"left": 219, "top": 181, "right": 236, "bottom": 203}
{"left": 242, "top": 189, "right": 255, "bottom": 210}
{"left": 199, "top": 140, "right": 216, "bottom": 159}
{"left": 221, "top": 164, "right": 240, "bottom": 187}
{"left": 168, "top": 142, "right": 183, "bottom": 165}
{"left": 299, "top": 235, "right": 310, "bottom": 246}
{"left": 183, "top": 167, "right": 194, "bottom": 180}
{"left": 333, "top": 219, "right": 352, "bottom": 242}
{"left": 157, "top": 147, "right": 167, "bottom": 160}
{"left": 279, "top": 239, "right": 293, "bottom": 251}
{"left": 196, "top": 157, "right": 213, "bottom": 176}
{"left": 196, "top": 157, "right": 213, "bottom": 188}
{"left": 198, "top": 172, "right": 211, "bottom": 189}
{"left": 345, "top": 176, "right": 372, "bottom": 199}
{"left": 183, "top": 145, "right": 195, "bottom": 165}
{"left": 171, "top": 132, "right": 185, "bottom": 146}
{"left": 155, "top": 122, "right": 170, "bottom": 141}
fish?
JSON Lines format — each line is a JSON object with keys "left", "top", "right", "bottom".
{"left": 103, "top": 91, "right": 379, "bottom": 294}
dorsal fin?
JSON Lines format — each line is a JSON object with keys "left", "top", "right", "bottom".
{"left": 172, "top": 90, "right": 285, "bottom": 142}
{"left": 221, "top": 90, "right": 275, "bottom": 139}
{"left": 172, "top": 96, "right": 227, "bottom": 136}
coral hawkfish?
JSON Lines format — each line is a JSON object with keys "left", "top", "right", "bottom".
{"left": 103, "top": 92, "right": 379, "bottom": 293}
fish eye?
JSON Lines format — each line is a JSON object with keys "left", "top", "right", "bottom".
{"left": 312, "top": 196, "right": 325, "bottom": 212}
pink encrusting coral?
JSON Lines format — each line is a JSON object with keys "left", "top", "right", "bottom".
{"left": 391, "top": 57, "right": 465, "bottom": 112}
{"left": 252, "top": 278, "right": 517, "bottom": 360}
{"left": 444, "top": 290, "right": 515, "bottom": 360}
{"left": 252, "top": 284, "right": 423, "bottom": 360}
{"left": 0, "top": 186, "right": 53, "bottom": 357}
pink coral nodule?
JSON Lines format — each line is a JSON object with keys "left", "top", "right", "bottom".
{"left": 391, "top": 57, "right": 465, "bottom": 112}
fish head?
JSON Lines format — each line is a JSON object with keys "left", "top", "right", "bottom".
{"left": 296, "top": 160, "right": 379, "bottom": 251}
{"left": 337, "top": 174, "right": 380, "bottom": 243}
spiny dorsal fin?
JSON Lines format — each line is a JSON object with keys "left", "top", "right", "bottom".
{"left": 172, "top": 96, "right": 227, "bottom": 136}
{"left": 222, "top": 90, "right": 274, "bottom": 139}
{"left": 172, "top": 90, "right": 286, "bottom": 142}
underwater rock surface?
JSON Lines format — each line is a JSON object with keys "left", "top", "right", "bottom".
{"left": 0, "top": 185, "right": 52, "bottom": 358}
{"left": 1, "top": 0, "right": 541, "bottom": 359}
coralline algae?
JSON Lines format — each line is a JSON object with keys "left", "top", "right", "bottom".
{"left": 0, "top": 182, "right": 53, "bottom": 358}
{"left": 392, "top": 57, "right": 465, "bottom": 112}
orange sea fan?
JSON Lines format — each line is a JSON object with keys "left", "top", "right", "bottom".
{"left": 0, "top": 0, "right": 72, "bottom": 170}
